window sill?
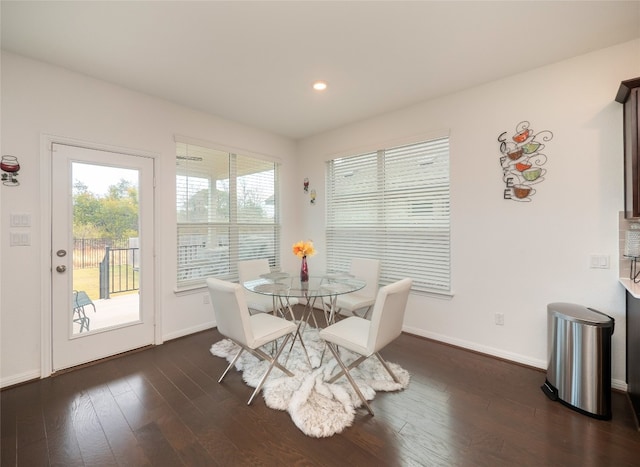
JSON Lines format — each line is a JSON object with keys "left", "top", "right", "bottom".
{"left": 174, "top": 285, "right": 208, "bottom": 296}
{"left": 413, "top": 289, "right": 454, "bottom": 300}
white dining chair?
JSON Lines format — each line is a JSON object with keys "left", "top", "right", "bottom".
{"left": 319, "top": 277, "right": 412, "bottom": 415}
{"left": 334, "top": 258, "right": 381, "bottom": 319}
{"left": 206, "top": 277, "right": 297, "bottom": 405}
{"left": 238, "top": 259, "right": 299, "bottom": 318}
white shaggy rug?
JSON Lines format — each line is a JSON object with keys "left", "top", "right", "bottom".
{"left": 210, "top": 326, "right": 410, "bottom": 438}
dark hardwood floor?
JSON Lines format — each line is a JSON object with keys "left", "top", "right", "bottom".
{"left": 2, "top": 308, "right": 640, "bottom": 466}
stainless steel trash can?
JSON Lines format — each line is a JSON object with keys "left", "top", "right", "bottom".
{"left": 541, "top": 302, "right": 614, "bottom": 419}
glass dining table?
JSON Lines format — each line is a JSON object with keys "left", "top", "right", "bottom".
{"left": 243, "top": 271, "right": 366, "bottom": 325}
{"left": 243, "top": 272, "right": 366, "bottom": 366}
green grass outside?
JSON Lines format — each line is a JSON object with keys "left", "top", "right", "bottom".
{"left": 73, "top": 266, "right": 139, "bottom": 300}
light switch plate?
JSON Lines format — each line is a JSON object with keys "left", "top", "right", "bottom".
{"left": 10, "top": 213, "right": 31, "bottom": 227}
{"left": 10, "top": 231, "right": 31, "bottom": 246}
{"left": 589, "top": 255, "right": 610, "bottom": 269}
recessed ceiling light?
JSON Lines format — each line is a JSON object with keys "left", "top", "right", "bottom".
{"left": 313, "top": 81, "right": 328, "bottom": 91}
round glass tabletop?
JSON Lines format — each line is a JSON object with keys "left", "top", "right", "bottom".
{"left": 243, "top": 272, "right": 365, "bottom": 299}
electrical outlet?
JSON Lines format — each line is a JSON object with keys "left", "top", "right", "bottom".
{"left": 203, "top": 294, "right": 210, "bottom": 304}
{"left": 495, "top": 312, "right": 504, "bottom": 326}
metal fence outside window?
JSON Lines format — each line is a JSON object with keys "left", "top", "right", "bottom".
{"left": 73, "top": 238, "right": 130, "bottom": 269}
{"left": 73, "top": 237, "right": 140, "bottom": 298}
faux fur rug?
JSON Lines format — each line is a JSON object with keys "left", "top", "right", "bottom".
{"left": 210, "top": 326, "right": 410, "bottom": 438}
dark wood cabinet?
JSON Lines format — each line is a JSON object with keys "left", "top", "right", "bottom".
{"left": 619, "top": 79, "right": 640, "bottom": 429}
{"left": 616, "top": 77, "right": 640, "bottom": 218}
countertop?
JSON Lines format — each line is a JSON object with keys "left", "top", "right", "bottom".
{"left": 620, "top": 278, "right": 640, "bottom": 299}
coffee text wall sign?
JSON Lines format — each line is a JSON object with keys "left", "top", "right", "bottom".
{"left": 498, "top": 121, "right": 553, "bottom": 202}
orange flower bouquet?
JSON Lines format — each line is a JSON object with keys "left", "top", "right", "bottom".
{"left": 292, "top": 240, "right": 316, "bottom": 259}
{"left": 293, "top": 240, "right": 315, "bottom": 282}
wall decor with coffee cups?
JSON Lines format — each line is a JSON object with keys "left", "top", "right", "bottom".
{"left": 498, "top": 121, "right": 553, "bottom": 202}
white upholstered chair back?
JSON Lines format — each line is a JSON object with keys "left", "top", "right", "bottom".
{"left": 238, "top": 258, "right": 271, "bottom": 283}
{"left": 366, "top": 278, "right": 412, "bottom": 355}
{"left": 206, "top": 277, "right": 254, "bottom": 347}
{"left": 350, "top": 258, "right": 380, "bottom": 301}
{"left": 206, "top": 277, "right": 298, "bottom": 405}
{"left": 333, "top": 258, "right": 382, "bottom": 319}
{"left": 237, "top": 258, "right": 298, "bottom": 315}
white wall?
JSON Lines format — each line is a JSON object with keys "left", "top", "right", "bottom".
{"left": 0, "top": 51, "right": 300, "bottom": 387}
{"left": 297, "top": 39, "right": 640, "bottom": 389}
{"left": 2, "top": 39, "right": 639, "bottom": 389}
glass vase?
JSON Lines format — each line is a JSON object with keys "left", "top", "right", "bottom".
{"left": 300, "top": 256, "right": 309, "bottom": 282}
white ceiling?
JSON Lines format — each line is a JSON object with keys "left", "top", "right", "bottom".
{"left": 2, "top": 1, "right": 639, "bottom": 140}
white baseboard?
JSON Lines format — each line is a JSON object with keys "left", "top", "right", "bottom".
{"left": 0, "top": 369, "right": 41, "bottom": 389}
{"left": 402, "top": 325, "right": 627, "bottom": 392}
{"left": 162, "top": 321, "right": 216, "bottom": 342}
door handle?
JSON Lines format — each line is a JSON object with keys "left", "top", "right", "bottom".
{"left": 56, "top": 265, "right": 67, "bottom": 273}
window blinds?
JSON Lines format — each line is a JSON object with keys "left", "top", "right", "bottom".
{"left": 176, "top": 142, "right": 279, "bottom": 290}
{"left": 326, "top": 137, "right": 450, "bottom": 294}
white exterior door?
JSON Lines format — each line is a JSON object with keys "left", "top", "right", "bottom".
{"left": 51, "top": 142, "right": 155, "bottom": 371}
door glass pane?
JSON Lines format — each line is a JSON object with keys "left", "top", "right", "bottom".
{"left": 71, "top": 162, "right": 141, "bottom": 335}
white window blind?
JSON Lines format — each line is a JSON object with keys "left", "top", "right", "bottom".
{"left": 176, "top": 142, "right": 279, "bottom": 290}
{"left": 326, "top": 137, "right": 450, "bottom": 294}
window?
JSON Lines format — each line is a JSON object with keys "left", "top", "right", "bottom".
{"left": 176, "top": 142, "right": 279, "bottom": 290}
{"left": 326, "top": 137, "right": 450, "bottom": 295}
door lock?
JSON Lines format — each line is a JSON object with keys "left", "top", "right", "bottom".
{"left": 56, "top": 265, "right": 66, "bottom": 273}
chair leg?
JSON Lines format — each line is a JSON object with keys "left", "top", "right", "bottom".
{"left": 374, "top": 352, "right": 401, "bottom": 384}
{"left": 326, "top": 343, "right": 374, "bottom": 416}
{"left": 327, "top": 354, "right": 367, "bottom": 383}
{"left": 81, "top": 306, "right": 90, "bottom": 331}
{"left": 73, "top": 306, "right": 90, "bottom": 332}
{"left": 327, "top": 351, "right": 400, "bottom": 385}
{"left": 219, "top": 347, "right": 244, "bottom": 383}
{"left": 353, "top": 305, "right": 373, "bottom": 319}
{"left": 249, "top": 345, "right": 295, "bottom": 377}
{"left": 248, "top": 334, "right": 293, "bottom": 405}
{"left": 286, "top": 323, "right": 312, "bottom": 368}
